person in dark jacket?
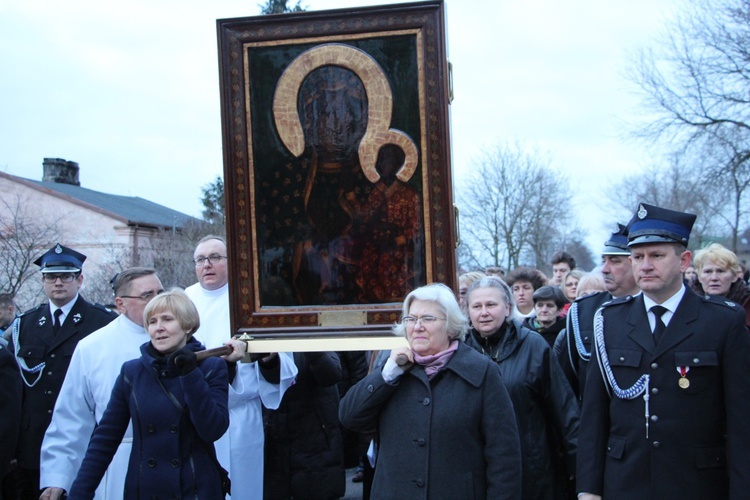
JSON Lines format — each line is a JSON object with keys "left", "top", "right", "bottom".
{"left": 9, "top": 244, "right": 118, "bottom": 500}
{"left": 465, "top": 276, "right": 579, "bottom": 500}
{"left": 336, "top": 351, "right": 369, "bottom": 477}
{"left": 523, "top": 285, "right": 568, "bottom": 347}
{"left": 340, "top": 283, "right": 521, "bottom": 500}
{"left": 0, "top": 339, "right": 22, "bottom": 500}
{"left": 554, "top": 223, "right": 639, "bottom": 402}
{"left": 69, "top": 290, "right": 229, "bottom": 499}
{"left": 264, "top": 351, "right": 345, "bottom": 499}
{"left": 577, "top": 203, "right": 750, "bottom": 499}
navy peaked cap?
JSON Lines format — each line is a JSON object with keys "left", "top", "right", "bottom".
{"left": 627, "top": 203, "right": 696, "bottom": 247}
{"left": 34, "top": 243, "right": 86, "bottom": 273}
{"left": 602, "top": 223, "right": 630, "bottom": 255}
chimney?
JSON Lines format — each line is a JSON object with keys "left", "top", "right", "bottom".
{"left": 42, "top": 158, "right": 80, "bottom": 186}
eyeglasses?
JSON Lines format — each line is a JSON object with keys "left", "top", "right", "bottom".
{"left": 43, "top": 273, "right": 77, "bottom": 283}
{"left": 193, "top": 254, "right": 228, "bottom": 267}
{"left": 120, "top": 289, "right": 165, "bottom": 301}
{"left": 401, "top": 315, "right": 447, "bottom": 326}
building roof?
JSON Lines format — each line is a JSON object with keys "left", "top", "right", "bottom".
{"left": 2, "top": 172, "right": 198, "bottom": 229}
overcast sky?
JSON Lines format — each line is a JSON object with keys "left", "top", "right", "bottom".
{"left": 0, "top": 0, "right": 679, "bottom": 255}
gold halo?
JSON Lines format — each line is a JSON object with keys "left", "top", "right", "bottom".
{"left": 273, "top": 43, "right": 418, "bottom": 183}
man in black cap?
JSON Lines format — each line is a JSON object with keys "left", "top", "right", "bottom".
{"left": 577, "top": 204, "right": 750, "bottom": 499}
{"left": 8, "top": 244, "right": 117, "bottom": 500}
{"left": 556, "top": 223, "right": 639, "bottom": 401}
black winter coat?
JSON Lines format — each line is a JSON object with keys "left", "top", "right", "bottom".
{"left": 465, "top": 319, "right": 579, "bottom": 500}
{"left": 263, "top": 351, "right": 345, "bottom": 500}
{"left": 339, "top": 342, "right": 522, "bottom": 500}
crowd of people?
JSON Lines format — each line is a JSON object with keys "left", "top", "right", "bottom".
{"left": 3, "top": 200, "right": 750, "bottom": 499}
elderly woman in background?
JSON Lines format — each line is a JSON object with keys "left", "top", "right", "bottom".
{"left": 457, "top": 271, "right": 486, "bottom": 312}
{"left": 524, "top": 285, "right": 569, "bottom": 347}
{"left": 464, "top": 277, "right": 579, "bottom": 499}
{"left": 339, "top": 283, "right": 521, "bottom": 499}
{"left": 69, "top": 290, "right": 229, "bottom": 499}
{"left": 505, "top": 266, "right": 548, "bottom": 321}
{"left": 692, "top": 243, "right": 750, "bottom": 326}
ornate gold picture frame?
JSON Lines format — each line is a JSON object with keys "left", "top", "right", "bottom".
{"left": 217, "top": 0, "right": 456, "bottom": 347}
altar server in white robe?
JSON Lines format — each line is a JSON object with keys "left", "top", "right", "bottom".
{"left": 187, "top": 235, "right": 297, "bottom": 499}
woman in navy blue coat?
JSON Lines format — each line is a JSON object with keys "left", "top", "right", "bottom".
{"left": 69, "top": 290, "right": 229, "bottom": 499}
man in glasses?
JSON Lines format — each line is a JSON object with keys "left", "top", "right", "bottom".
{"left": 39, "top": 268, "right": 164, "bottom": 500}
{"left": 9, "top": 244, "right": 117, "bottom": 499}
{"left": 185, "top": 235, "right": 297, "bottom": 499}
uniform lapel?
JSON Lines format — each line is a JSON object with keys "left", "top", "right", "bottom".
{"left": 32, "top": 303, "right": 56, "bottom": 348}
{"left": 653, "top": 291, "right": 697, "bottom": 358}
{"left": 626, "top": 295, "right": 655, "bottom": 354}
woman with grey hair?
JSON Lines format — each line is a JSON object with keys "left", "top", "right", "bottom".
{"left": 465, "top": 276, "right": 579, "bottom": 500}
{"left": 339, "top": 283, "right": 521, "bottom": 499}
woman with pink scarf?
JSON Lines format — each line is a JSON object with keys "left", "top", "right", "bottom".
{"left": 339, "top": 283, "right": 521, "bottom": 499}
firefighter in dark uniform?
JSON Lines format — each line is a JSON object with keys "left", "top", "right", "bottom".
{"left": 556, "top": 223, "right": 639, "bottom": 402}
{"left": 8, "top": 244, "right": 117, "bottom": 500}
{"left": 577, "top": 204, "right": 750, "bottom": 499}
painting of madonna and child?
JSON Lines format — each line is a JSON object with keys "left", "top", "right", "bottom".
{"left": 245, "top": 35, "right": 431, "bottom": 308}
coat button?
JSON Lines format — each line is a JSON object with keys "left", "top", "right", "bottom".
{"left": 652, "top": 441, "right": 660, "bottom": 448}
{"left": 416, "top": 479, "right": 425, "bottom": 487}
{"left": 367, "top": 384, "right": 374, "bottom": 393}
{"left": 171, "top": 459, "right": 180, "bottom": 468}
{"left": 170, "top": 425, "right": 178, "bottom": 433}
{"left": 650, "top": 363, "right": 658, "bottom": 370}
{"left": 48, "top": 409, "right": 53, "bottom": 414}
{"left": 47, "top": 371, "right": 53, "bottom": 376}
{"left": 693, "top": 357, "right": 700, "bottom": 364}
{"left": 160, "top": 371, "right": 168, "bottom": 377}
{"left": 417, "top": 438, "right": 426, "bottom": 446}
{"left": 50, "top": 353, "right": 56, "bottom": 358}
{"left": 147, "top": 425, "right": 155, "bottom": 433}
{"left": 650, "top": 415, "right": 659, "bottom": 422}
{"left": 619, "top": 356, "right": 625, "bottom": 362}
{"left": 147, "top": 458, "right": 156, "bottom": 467}
{"left": 422, "top": 397, "right": 430, "bottom": 406}
{"left": 651, "top": 387, "right": 659, "bottom": 395}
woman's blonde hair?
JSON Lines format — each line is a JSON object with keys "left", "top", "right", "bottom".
{"left": 143, "top": 288, "right": 200, "bottom": 336}
{"left": 693, "top": 243, "right": 742, "bottom": 277}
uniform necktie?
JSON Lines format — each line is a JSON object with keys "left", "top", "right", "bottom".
{"left": 650, "top": 305, "right": 667, "bottom": 345}
{"left": 53, "top": 309, "right": 63, "bottom": 334}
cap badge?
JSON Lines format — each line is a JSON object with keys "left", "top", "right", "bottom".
{"left": 637, "top": 204, "right": 648, "bottom": 219}
{"left": 54, "top": 244, "right": 63, "bottom": 254}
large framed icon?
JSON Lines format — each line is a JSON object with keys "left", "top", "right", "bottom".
{"left": 217, "top": 0, "right": 456, "bottom": 350}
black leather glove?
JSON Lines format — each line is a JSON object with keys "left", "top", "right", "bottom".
{"left": 168, "top": 347, "right": 197, "bottom": 376}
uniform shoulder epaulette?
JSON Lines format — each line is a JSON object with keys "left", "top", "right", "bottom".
{"left": 701, "top": 294, "right": 740, "bottom": 310}
{"left": 573, "top": 290, "right": 608, "bottom": 304}
{"left": 600, "top": 294, "right": 635, "bottom": 309}
{"left": 18, "top": 303, "right": 45, "bottom": 317}
{"left": 91, "top": 302, "right": 116, "bottom": 314}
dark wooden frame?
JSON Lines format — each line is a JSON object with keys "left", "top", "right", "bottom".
{"left": 217, "top": 0, "right": 456, "bottom": 341}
